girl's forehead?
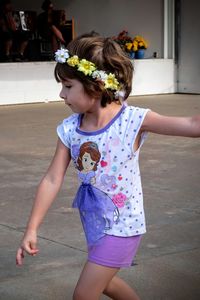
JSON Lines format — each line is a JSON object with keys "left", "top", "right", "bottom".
{"left": 62, "top": 77, "right": 81, "bottom": 85}
{"left": 62, "top": 78, "right": 73, "bottom": 83}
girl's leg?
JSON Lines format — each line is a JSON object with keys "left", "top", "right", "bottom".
{"left": 103, "top": 275, "right": 140, "bottom": 300}
{"left": 73, "top": 261, "right": 140, "bottom": 300}
{"left": 73, "top": 261, "right": 119, "bottom": 300}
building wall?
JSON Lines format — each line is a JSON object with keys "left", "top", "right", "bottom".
{"left": 0, "top": 59, "right": 175, "bottom": 105}
{"left": 0, "top": 1, "right": 176, "bottom": 105}
{"left": 12, "top": 0, "right": 164, "bottom": 58}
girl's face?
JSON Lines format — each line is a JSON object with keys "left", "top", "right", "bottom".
{"left": 59, "top": 78, "right": 97, "bottom": 114}
{"left": 82, "top": 152, "right": 96, "bottom": 172}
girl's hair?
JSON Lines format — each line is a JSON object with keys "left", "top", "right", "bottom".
{"left": 77, "top": 142, "right": 101, "bottom": 171}
{"left": 54, "top": 32, "right": 133, "bottom": 107}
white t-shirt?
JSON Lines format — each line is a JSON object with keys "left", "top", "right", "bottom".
{"left": 57, "top": 105, "right": 149, "bottom": 237}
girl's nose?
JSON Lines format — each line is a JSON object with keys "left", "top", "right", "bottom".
{"left": 59, "top": 87, "right": 66, "bottom": 100}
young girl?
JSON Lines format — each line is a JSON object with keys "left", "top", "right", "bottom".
{"left": 16, "top": 34, "right": 200, "bottom": 300}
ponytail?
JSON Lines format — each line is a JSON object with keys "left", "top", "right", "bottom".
{"left": 103, "top": 38, "right": 133, "bottom": 99}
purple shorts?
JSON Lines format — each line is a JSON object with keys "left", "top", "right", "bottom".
{"left": 88, "top": 235, "right": 142, "bottom": 268}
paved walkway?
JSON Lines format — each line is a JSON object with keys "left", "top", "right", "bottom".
{"left": 0, "top": 94, "right": 200, "bottom": 300}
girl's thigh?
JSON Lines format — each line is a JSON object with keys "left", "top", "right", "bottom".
{"left": 73, "top": 261, "right": 119, "bottom": 299}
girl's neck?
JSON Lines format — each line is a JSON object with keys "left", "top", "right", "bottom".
{"left": 80, "top": 102, "right": 123, "bottom": 132}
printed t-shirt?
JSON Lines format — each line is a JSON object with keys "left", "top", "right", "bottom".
{"left": 57, "top": 105, "right": 149, "bottom": 238}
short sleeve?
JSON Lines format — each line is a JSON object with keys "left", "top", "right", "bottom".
{"left": 123, "top": 106, "right": 150, "bottom": 152}
{"left": 56, "top": 114, "right": 78, "bottom": 149}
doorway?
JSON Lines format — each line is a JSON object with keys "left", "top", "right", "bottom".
{"left": 175, "top": 0, "right": 200, "bottom": 93}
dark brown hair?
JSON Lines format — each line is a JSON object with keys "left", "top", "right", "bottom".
{"left": 54, "top": 32, "right": 133, "bottom": 107}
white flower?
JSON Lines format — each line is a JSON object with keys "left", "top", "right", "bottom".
{"left": 55, "top": 48, "right": 69, "bottom": 63}
{"left": 114, "top": 90, "right": 126, "bottom": 99}
{"left": 92, "top": 70, "right": 108, "bottom": 81}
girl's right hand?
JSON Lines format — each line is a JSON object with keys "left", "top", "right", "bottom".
{"left": 16, "top": 230, "right": 39, "bottom": 266}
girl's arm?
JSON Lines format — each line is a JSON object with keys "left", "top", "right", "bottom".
{"left": 16, "top": 139, "right": 71, "bottom": 265}
{"left": 141, "top": 111, "right": 200, "bottom": 137}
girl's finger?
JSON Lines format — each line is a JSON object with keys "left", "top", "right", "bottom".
{"left": 31, "top": 248, "right": 39, "bottom": 256}
{"left": 16, "top": 247, "right": 24, "bottom": 266}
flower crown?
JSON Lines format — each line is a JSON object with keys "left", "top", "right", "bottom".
{"left": 55, "top": 48, "right": 125, "bottom": 98}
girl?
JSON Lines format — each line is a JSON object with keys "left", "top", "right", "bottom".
{"left": 16, "top": 34, "right": 200, "bottom": 300}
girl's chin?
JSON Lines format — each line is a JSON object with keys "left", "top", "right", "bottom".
{"left": 66, "top": 104, "right": 76, "bottom": 112}
{"left": 69, "top": 107, "right": 85, "bottom": 114}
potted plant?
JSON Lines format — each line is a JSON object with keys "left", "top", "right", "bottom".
{"left": 113, "top": 31, "right": 148, "bottom": 59}
{"left": 131, "top": 35, "right": 148, "bottom": 59}
{"left": 113, "top": 30, "right": 134, "bottom": 58}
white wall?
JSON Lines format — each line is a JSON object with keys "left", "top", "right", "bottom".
{"left": 12, "top": 0, "right": 164, "bottom": 58}
{"left": 0, "top": 60, "right": 175, "bottom": 105}
{"left": 131, "top": 59, "right": 175, "bottom": 95}
{"left": 0, "top": 62, "right": 61, "bottom": 105}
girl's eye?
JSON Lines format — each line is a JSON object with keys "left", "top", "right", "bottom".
{"left": 90, "top": 162, "right": 94, "bottom": 166}
{"left": 65, "top": 85, "right": 72, "bottom": 88}
{"left": 84, "top": 158, "right": 87, "bottom": 162}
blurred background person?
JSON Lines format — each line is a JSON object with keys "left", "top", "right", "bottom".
{"left": 0, "top": 0, "right": 30, "bottom": 61}
{"left": 37, "top": 0, "right": 66, "bottom": 53}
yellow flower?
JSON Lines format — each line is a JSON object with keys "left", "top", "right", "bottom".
{"left": 134, "top": 35, "right": 140, "bottom": 41}
{"left": 139, "top": 42, "right": 144, "bottom": 47}
{"left": 78, "top": 59, "right": 96, "bottom": 75}
{"left": 133, "top": 36, "right": 148, "bottom": 49}
{"left": 143, "top": 41, "right": 148, "bottom": 48}
{"left": 133, "top": 44, "right": 138, "bottom": 52}
{"left": 104, "top": 73, "right": 119, "bottom": 90}
{"left": 125, "top": 42, "right": 133, "bottom": 51}
{"left": 67, "top": 55, "right": 79, "bottom": 67}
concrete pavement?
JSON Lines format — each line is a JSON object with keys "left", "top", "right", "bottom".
{"left": 0, "top": 94, "right": 200, "bottom": 300}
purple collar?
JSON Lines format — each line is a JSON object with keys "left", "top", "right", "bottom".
{"left": 76, "top": 105, "right": 126, "bottom": 136}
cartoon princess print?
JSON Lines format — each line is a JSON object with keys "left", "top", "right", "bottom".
{"left": 77, "top": 141, "right": 101, "bottom": 185}
{"left": 72, "top": 141, "right": 119, "bottom": 245}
